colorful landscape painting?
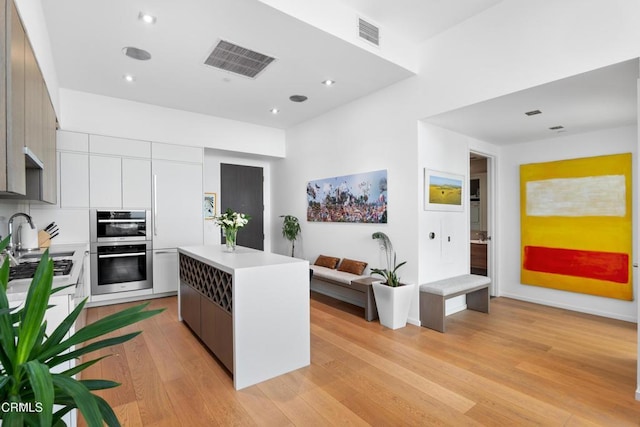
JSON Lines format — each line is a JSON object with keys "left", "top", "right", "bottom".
{"left": 307, "top": 170, "right": 387, "bottom": 223}
{"left": 424, "top": 170, "right": 463, "bottom": 211}
{"left": 520, "top": 153, "right": 632, "bottom": 300}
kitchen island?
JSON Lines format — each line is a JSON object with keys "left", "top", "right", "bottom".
{"left": 177, "top": 245, "right": 310, "bottom": 390}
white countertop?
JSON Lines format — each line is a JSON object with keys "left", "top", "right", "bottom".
{"left": 178, "top": 245, "right": 307, "bottom": 274}
{"left": 7, "top": 243, "right": 88, "bottom": 302}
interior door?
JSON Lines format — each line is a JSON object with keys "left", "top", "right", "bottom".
{"left": 220, "top": 164, "right": 264, "bottom": 250}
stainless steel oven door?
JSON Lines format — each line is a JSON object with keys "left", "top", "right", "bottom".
{"left": 90, "top": 210, "right": 151, "bottom": 242}
{"left": 90, "top": 241, "right": 153, "bottom": 295}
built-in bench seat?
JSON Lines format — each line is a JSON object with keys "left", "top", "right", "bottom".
{"left": 310, "top": 263, "right": 379, "bottom": 321}
{"left": 419, "top": 274, "right": 490, "bottom": 332}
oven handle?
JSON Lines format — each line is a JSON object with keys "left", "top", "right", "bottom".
{"left": 153, "top": 174, "right": 158, "bottom": 236}
{"left": 98, "top": 252, "right": 146, "bottom": 259}
{"left": 98, "top": 219, "right": 146, "bottom": 223}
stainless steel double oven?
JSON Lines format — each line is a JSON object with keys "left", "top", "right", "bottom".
{"left": 90, "top": 210, "right": 153, "bottom": 295}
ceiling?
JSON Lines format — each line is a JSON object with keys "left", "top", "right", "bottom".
{"left": 336, "top": 0, "right": 502, "bottom": 43}
{"left": 40, "top": 1, "right": 636, "bottom": 140}
{"left": 426, "top": 59, "right": 639, "bottom": 145}
{"left": 40, "top": 0, "right": 500, "bottom": 129}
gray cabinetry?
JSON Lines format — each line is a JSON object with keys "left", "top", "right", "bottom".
{"left": 1, "top": 0, "right": 57, "bottom": 202}
{"left": 179, "top": 253, "right": 233, "bottom": 373}
{"left": 179, "top": 282, "right": 201, "bottom": 336}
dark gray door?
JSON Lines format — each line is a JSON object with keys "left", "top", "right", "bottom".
{"left": 220, "top": 163, "right": 264, "bottom": 250}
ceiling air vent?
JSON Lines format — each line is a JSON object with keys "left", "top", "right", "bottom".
{"left": 358, "top": 17, "right": 380, "bottom": 46}
{"left": 204, "top": 40, "right": 276, "bottom": 79}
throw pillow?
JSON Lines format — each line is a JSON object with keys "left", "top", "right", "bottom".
{"left": 337, "top": 258, "right": 367, "bottom": 275}
{"left": 314, "top": 255, "right": 340, "bottom": 269}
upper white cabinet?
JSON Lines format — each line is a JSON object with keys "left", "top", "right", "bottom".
{"left": 89, "top": 155, "right": 151, "bottom": 209}
{"left": 60, "top": 152, "right": 89, "bottom": 208}
{"left": 122, "top": 158, "right": 151, "bottom": 208}
{"left": 58, "top": 132, "right": 152, "bottom": 209}
{"left": 58, "top": 131, "right": 89, "bottom": 208}
{"left": 89, "top": 155, "right": 121, "bottom": 208}
{"left": 153, "top": 143, "right": 203, "bottom": 163}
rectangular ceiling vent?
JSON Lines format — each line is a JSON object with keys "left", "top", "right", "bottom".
{"left": 204, "top": 40, "right": 276, "bottom": 79}
{"left": 358, "top": 17, "right": 380, "bottom": 47}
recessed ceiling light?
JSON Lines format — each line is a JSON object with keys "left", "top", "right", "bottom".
{"left": 122, "top": 46, "right": 152, "bottom": 61}
{"left": 525, "top": 110, "right": 542, "bottom": 116}
{"left": 289, "top": 95, "right": 308, "bottom": 103}
{"left": 270, "top": 108, "right": 280, "bottom": 114}
{"left": 321, "top": 79, "right": 336, "bottom": 86}
{"left": 138, "top": 12, "right": 157, "bottom": 24}
{"left": 123, "top": 74, "right": 135, "bottom": 83}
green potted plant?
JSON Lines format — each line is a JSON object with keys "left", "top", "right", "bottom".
{"left": 370, "top": 232, "right": 414, "bottom": 329}
{"left": 0, "top": 236, "right": 162, "bottom": 426}
{"left": 280, "top": 215, "right": 301, "bottom": 257}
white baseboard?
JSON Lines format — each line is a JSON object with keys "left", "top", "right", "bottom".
{"left": 500, "top": 292, "right": 637, "bottom": 323}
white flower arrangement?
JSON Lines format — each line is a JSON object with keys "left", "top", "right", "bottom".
{"left": 214, "top": 208, "right": 250, "bottom": 231}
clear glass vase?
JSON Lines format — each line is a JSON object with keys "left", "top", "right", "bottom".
{"left": 224, "top": 228, "right": 237, "bottom": 252}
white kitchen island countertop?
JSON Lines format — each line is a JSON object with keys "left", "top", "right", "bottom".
{"left": 178, "top": 244, "right": 305, "bottom": 273}
{"left": 178, "top": 244, "right": 310, "bottom": 390}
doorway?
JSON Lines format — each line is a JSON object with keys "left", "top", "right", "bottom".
{"left": 220, "top": 163, "right": 264, "bottom": 250}
{"left": 469, "top": 152, "right": 495, "bottom": 294}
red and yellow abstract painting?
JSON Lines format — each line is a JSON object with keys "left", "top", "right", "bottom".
{"left": 520, "top": 153, "right": 633, "bottom": 300}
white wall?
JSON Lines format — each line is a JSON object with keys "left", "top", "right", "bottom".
{"left": 417, "top": 0, "right": 640, "bottom": 118}
{"left": 272, "top": 79, "right": 422, "bottom": 323}
{"left": 203, "top": 150, "right": 273, "bottom": 250}
{"left": 499, "top": 125, "right": 637, "bottom": 322}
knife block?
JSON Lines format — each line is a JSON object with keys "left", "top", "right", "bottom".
{"left": 38, "top": 231, "right": 51, "bottom": 248}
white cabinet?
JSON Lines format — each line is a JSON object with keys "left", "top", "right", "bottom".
{"left": 152, "top": 249, "right": 179, "bottom": 294}
{"left": 122, "top": 158, "right": 151, "bottom": 208}
{"left": 60, "top": 152, "right": 89, "bottom": 208}
{"left": 89, "top": 155, "right": 121, "bottom": 208}
{"left": 89, "top": 155, "right": 151, "bottom": 209}
{"left": 152, "top": 160, "right": 203, "bottom": 249}
{"left": 151, "top": 156, "right": 202, "bottom": 295}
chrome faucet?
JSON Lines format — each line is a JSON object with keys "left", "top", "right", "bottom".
{"left": 7, "top": 213, "right": 35, "bottom": 254}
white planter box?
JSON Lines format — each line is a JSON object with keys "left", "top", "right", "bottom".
{"left": 372, "top": 282, "right": 415, "bottom": 329}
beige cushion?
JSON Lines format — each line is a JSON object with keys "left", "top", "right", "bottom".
{"left": 420, "top": 274, "right": 491, "bottom": 296}
{"left": 311, "top": 265, "right": 366, "bottom": 285}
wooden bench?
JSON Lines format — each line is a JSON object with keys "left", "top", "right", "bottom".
{"left": 419, "top": 274, "right": 490, "bottom": 332}
{"left": 310, "top": 265, "right": 379, "bottom": 321}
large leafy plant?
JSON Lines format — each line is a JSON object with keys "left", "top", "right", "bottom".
{"left": 0, "top": 235, "right": 162, "bottom": 426}
{"left": 371, "top": 232, "right": 407, "bottom": 287}
{"left": 280, "top": 215, "right": 301, "bottom": 257}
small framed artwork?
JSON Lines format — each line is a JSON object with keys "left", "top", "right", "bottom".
{"left": 424, "top": 169, "right": 464, "bottom": 211}
{"left": 204, "top": 192, "right": 216, "bottom": 219}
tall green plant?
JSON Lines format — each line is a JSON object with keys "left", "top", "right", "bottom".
{"left": 371, "top": 232, "right": 406, "bottom": 287}
{"left": 280, "top": 215, "right": 301, "bottom": 257}
{"left": 0, "top": 235, "right": 163, "bottom": 426}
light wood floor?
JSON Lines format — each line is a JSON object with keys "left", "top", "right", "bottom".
{"left": 79, "top": 294, "right": 640, "bottom": 426}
